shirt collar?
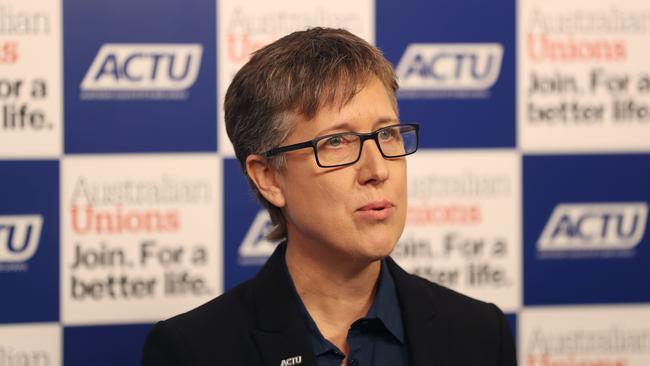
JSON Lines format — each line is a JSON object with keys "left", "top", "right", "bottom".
{"left": 281, "top": 246, "right": 406, "bottom": 356}
{"left": 369, "top": 259, "right": 406, "bottom": 344}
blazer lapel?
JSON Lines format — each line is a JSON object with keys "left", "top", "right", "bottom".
{"left": 387, "top": 257, "right": 450, "bottom": 366}
{"left": 252, "top": 325, "right": 315, "bottom": 366}
{"left": 251, "top": 243, "right": 317, "bottom": 366}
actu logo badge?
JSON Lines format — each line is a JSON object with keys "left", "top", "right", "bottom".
{"left": 538, "top": 202, "right": 648, "bottom": 252}
{"left": 0, "top": 215, "right": 43, "bottom": 262}
{"left": 280, "top": 356, "right": 302, "bottom": 366}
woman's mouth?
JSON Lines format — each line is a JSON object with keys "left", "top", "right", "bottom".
{"left": 355, "top": 200, "right": 395, "bottom": 221}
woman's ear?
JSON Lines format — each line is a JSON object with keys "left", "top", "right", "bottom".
{"left": 245, "top": 154, "right": 286, "bottom": 208}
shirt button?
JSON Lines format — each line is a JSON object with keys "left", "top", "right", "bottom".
{"left": 350, "top": 359, "right": 359, "bottom": 366}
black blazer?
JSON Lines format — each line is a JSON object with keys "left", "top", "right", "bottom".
{"left": 142, "top": 244, "right": 517, "bottom": 366}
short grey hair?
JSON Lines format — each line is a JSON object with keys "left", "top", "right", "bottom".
{"left": 224, "top": 27, "right": 398, "bottom": 241}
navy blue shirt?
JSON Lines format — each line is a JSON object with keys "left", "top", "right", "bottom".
{"left": 283, "top": 255, "right": 409, "bottom": 366}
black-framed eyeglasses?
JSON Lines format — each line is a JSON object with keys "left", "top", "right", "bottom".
{"left": 263, "top": 123, "right": 419, "bottom": 168}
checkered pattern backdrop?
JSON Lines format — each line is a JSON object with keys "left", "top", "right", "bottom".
{"left": 1, "top": 0, "right": 649, "bottom": 365}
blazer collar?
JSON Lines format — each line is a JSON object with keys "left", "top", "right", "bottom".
{"left": 251, "top": 242, "right": 317, "bottom": 366}
{"left": 387, "top": 257, "right": 450, "bottom": 366}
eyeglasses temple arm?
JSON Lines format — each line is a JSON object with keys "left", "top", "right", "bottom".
{"left": 264, "top": 141, "right": 314, "bottom": 157}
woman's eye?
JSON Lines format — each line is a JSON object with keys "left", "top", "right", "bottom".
{"left": 326, "top": 136, "right": 344, "bottom": 146}
{"left": 378, "top": 129, "right": 392, "bottom": 140}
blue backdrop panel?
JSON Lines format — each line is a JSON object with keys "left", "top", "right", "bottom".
{"left": 63, "top": 324, "right": 153, "bottom": 366}
{"left": 506, "top": 313, "right": 516, "bottom": 343}
{"left": 223, "top": 158, "right": 267, "bottom": 290}
{"left": 376, "top": 0, "right": 516, "bottom": 148}
{"left": 63, "top": 0, "right": 217, "bottom": 153}
{"left": 0, "top": 161, "right": 59, "bottom": 323}
{"left": 523, "top": 154, "right": 650, "bottom": 305}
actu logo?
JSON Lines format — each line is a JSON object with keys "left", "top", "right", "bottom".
{"left": 0, "top": 215, "right": 43, "bottom": 262}
{"left": 396, "top": 43, "right": 503, "bottom": 91}
{"left": 537, "top": 202, "right": 648, "bottom": 252}
{"left": 80, "top": 43, "right": 202, "bottom": 91}
{"left": 280, "top": 356, "right": 302, "bottom": 366}
{"left": 238, "top": 210, "right": 278, "bottom": 265}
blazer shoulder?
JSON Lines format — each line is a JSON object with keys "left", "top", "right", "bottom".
{"left": 389, "top": 258, "right": 502, "bottom": 316}
{"left": 142, "top": 280, "right": 261, "bottom": 366}
{"left": 165, "top": 279, "right": 256, "bottom": 332}
{"left": 405, "top": 272, "right": 517, "bottom": 365}
{"left": 399, "top": 271, "right": 516, "bottom": 365}
{"left": 410, "top": 271, "right": 505, "bottom": 325}
{"left": 400, "top": 270, "right": 507, "bottom": 340}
